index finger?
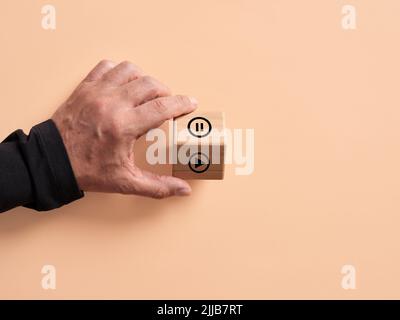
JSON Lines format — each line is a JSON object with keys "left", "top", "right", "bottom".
{"left": 132, "top": 95, "right": 198, "bottom": 136}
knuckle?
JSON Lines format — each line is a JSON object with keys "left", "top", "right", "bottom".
{"left": 142, "top": 75, "right": 155, "bottom": 86}
{"left": 156, "top": 83, "right": 171, "bottom": 97}
{"left": 151, "top": 86, "right": 168, "bottom": 99}
{"left": 151, "top": 98, "right": 168, "bottom": 114}
{"left": 99, "top": 59, "right": 114, "bottom": 67}
{"left": 148, "top": 87, "right": 159, "bottom": 97}
{"left": 141, "top": 76, "right": 170, "bottom": 96}
{"left": 142, "top": 76, "right": 165, "bottom": 96}
{"left": 120, "top": 60, "right": 135, "bottom": 71}
{"left": 175, "top": 95, "right": 189, "bottom": 106}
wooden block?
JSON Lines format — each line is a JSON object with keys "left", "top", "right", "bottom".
{"left": 172, "top": 112, "right": 225, "bottom": 180}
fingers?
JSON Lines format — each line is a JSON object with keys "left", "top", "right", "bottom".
{"left": 103, "top": 61, "right": 144, "bottom": 85}
{"left": 130, "top": 169, "right": 192, "bottom": 198}
{"left": 123, "top": 76, "right": 171, "bottom": 106}
{"left": 84, "top": 60, "right": 116, "bottom": 82}
{"left": 132, "top": 95, "right": 198, "bottom": 136}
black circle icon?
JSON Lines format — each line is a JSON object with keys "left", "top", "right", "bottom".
{"left": 188, "top": 152, "right": 210, "bottom": 173}
{"left": 187, "top": 117, "right": 212, "bottom": 138}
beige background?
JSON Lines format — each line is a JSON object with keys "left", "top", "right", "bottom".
{"left": 0, "top": 0, "right": 400, "bottom": 299}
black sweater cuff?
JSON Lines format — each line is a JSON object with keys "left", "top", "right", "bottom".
{"left": 0, "top": 119, "right": 84, "bottom": 212}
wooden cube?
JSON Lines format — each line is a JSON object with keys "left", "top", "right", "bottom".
{"left": 172, "top": 112, "right": 225, "bottom": 180}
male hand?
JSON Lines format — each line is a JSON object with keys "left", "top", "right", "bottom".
{"left": 52, "top": 60, "right": 197, "bottom": 198}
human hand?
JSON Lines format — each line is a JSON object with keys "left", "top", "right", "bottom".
{"left": 52, "top": 60, "right": 197, "bottom": 198}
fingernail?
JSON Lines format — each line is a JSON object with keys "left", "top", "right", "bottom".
{"left": 189, "top": 97, "right": 198, "bottom": 106}
{"left": 175, "top": 187, "right": 191, "bottom": 196}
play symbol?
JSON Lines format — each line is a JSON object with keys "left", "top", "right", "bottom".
{"left": 188, "top": 152, "right": 210, "bottom": 173}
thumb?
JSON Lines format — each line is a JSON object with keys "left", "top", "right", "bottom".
{"left": 128, "top": 169, "right": 192, "bottom": 199}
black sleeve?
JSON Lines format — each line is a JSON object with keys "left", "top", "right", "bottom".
{"left": 0, "top": 119, "right": 84, "bottom": 213}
